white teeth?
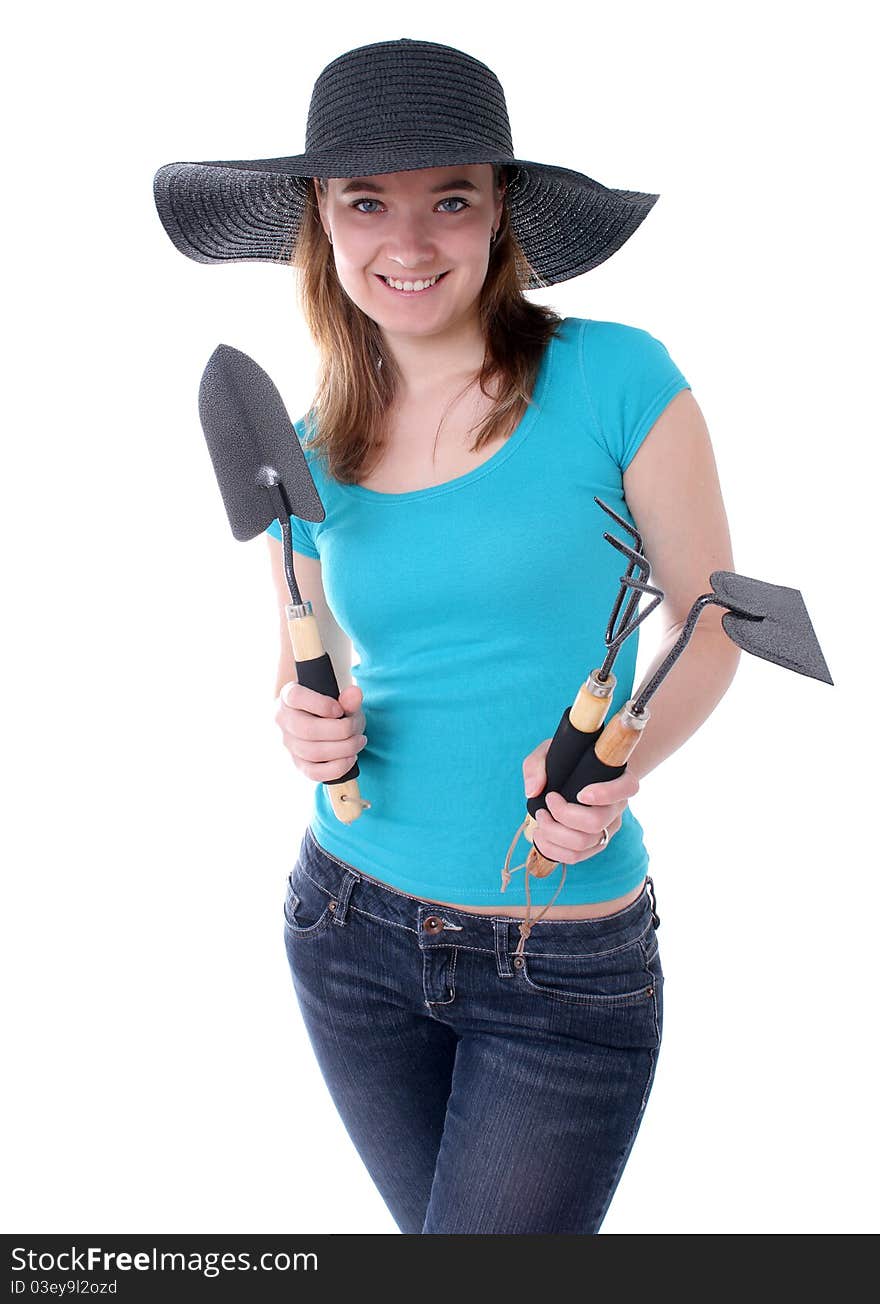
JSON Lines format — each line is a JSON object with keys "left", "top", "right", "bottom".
{"left": 382, "top": 273, "right": 441, "bottom": 291}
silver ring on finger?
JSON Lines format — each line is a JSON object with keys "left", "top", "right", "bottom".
{"left": 596, "top": 826, "right": 609, "bottom": 849}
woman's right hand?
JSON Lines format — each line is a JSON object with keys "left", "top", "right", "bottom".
{"left": 274, "top": 682, "right": 367, "bottom": 780}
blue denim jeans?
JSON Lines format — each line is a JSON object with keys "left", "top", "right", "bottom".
{"left": 282, "top": 825, "right": 664, "bottom": 1234}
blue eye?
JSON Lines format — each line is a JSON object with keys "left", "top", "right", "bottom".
{"left": 349, "top": 196, "right": 470, "bottom": 214}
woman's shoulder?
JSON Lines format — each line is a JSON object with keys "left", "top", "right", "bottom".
{"left": 559, "top": 315, "right": 663, "bottom": 347}
{"left": 549, "top": 316, "right": 663, "bottom": 372}
{"left": 549, "top": 316, "right": 662, "bottom": 382}
{"left": 564, "top": 317, "right": 680, "bottom": 380}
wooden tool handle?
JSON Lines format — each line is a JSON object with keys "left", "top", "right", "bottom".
{"left": 569, "top": 672, "right": 617, "bottom": 732}
{"left": 286, "top": 602, "right": 369, "bottom": 825}
{"left": 593, "top": 699, "right": 650, "bottom": 766}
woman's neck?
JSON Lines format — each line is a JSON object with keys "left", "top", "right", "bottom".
{"left": 381, "top": 316, "right": 487, "bottom": 396}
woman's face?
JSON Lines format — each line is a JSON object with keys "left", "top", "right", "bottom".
{"left": 314, "top": 164, "right": 504, "bottom": 342}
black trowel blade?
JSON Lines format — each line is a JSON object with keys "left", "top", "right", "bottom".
{"left": 710, "top": 571, "right": 833, "bottom": 685}
{"left": 197, "top": 344, "right": 324, "bottom": 541}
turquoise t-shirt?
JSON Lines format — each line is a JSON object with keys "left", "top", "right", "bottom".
{"left": 266, "top": 316, "right": 691, "bottom": 905}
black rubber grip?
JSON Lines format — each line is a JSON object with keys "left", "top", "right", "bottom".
{"left": 563, "top": 744, "right": 626, "bottom": 802}
{"left": 526, "top": 707, "right": 605, "bottom": 819}
{"left": 294, "top": 652, "right": 360, "bottom": 786}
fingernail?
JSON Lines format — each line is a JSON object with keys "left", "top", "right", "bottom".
{"left": 578, "top": 787, "right": 593, "bottom": 802}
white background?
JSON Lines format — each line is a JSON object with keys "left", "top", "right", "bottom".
{"left": 3, "top": 0, "right": 876, "bottom": 1235}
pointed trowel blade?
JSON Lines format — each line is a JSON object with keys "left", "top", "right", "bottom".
{"left": 710, "top": 571, "right": 833, "bottom": 685}
{"left": 197, "top": 344, "right": 324, "bottom": 541}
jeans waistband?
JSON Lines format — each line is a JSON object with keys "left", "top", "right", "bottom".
{"left": 295, "top": 825, "right": 657, "bottom": 955}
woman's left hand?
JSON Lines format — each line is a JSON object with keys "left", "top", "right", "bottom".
{"left": 524, "top": 740, "right": 641, "bottom": 860}
{"left": 532, "top": 772, "right": 640, "bottom": 865}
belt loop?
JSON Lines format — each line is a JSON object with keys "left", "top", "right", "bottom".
{"left": 645, "top": 875, "right": 660, "bottom": 930}
{"left": 494, "top": 918, "right": 513, "bottom": 977}
{"left": 330, "top": 868, "right": 359, "bottom": 925}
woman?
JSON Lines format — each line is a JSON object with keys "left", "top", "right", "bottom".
{"left": 154, "top": 38, "right": 740, "bottom": 1234}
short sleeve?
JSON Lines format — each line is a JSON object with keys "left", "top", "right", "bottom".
{"left": 579, "top": 320, "right": 691, "bottom": 472}
{"left": 264, "top": 417, "right": 321, "bottom": 559}
{"left": 265, "top": 512, "right": 319, "bottom": 559}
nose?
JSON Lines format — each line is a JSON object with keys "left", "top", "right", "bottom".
{"left": 384, "top": 214, "right": 438, "bottom": 271}
{"left": 387, "top": 247, "right": 437, "bottom": 272}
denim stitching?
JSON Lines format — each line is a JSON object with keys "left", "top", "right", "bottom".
{"left": 336, "top": 908, "right": 654, "bottom": 959}
{"left": 296, "top": 861, "right": 343, "bottom": 900}
{"left": 640, "top": 936, "right": 663, "bottom": 1049}
{"left": 295, "top": 865, "right": 654, "bottom": 959}
{"left": 639, "top": 1047, "right": 658, "bottom": 1112}
{"left": 427, "top": 947, "right": 457, "bottom": 1006}
{"left": 295, "top": 856, "right": 654, "bottom": 955}
{"left": 281, "top": 889, "right": 300, "bottom": 928}
{"left": 293, "top": 865, "right": 423, "bottom": 937}
{"left": 282, "top": 892, "right": 334, "bottom": 938}
{"left": 506, "top": 919, "right": 655, "bottom": 960}
{"left": 519, "top": 969, "right": 658, "bottom": 1006}
{"left": 534, "top": 920, "right": 656, "bottom": 959}
{"left": 347, "top": 904, "right": 419, "bottom": 936}
{"left": 517, "top": 927, "right": 663, "bottom": 1006}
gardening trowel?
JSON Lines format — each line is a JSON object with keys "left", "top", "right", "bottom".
{"left": 197, "top": 343, "right": 369, "bottom": 824}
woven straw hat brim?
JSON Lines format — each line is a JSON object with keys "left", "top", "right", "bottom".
{"left": 153, "top": 154, "right": 659, "bottom": 289}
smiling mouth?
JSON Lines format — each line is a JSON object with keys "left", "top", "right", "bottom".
{"left": 375, "top": 271, "right": 450, "bottom": 294}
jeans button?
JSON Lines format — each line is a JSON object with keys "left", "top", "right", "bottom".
{"left": 423, "top": 915, "right": 444, "bottom": 934}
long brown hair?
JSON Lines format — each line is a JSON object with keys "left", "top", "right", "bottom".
{"left": 291, "top": 164, "right": 563, "bottom": 484}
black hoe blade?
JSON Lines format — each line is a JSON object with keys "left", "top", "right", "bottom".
{"left": 197, "top": 344, "right": 324, "bottom": 542}
{"left": 710, "top": 571, "right": 833, "bottom": 685}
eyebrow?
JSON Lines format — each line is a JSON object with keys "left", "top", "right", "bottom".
{"left": 339, "top": 177, "right": 481, "bottom": 195}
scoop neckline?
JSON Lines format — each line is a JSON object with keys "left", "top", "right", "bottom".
{"left": 333, "top": 322, "right": 561, "bottom": 504}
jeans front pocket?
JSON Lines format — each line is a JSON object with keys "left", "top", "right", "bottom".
{"left": 517, "top": 922, "right": 663, "bottom": 1049}
{"left": 282, "top": 863, "right": 336, "bottom": 939}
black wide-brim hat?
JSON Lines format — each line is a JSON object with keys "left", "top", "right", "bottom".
{"left": 153, "top": 38, "right": 660, "bottom": 289}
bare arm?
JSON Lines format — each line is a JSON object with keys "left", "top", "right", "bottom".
{"left": 620, "top": 387, "right": 742, "bottom": 782}
{"left": 267, "top": 537, "right": 354, "bottom": 699}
